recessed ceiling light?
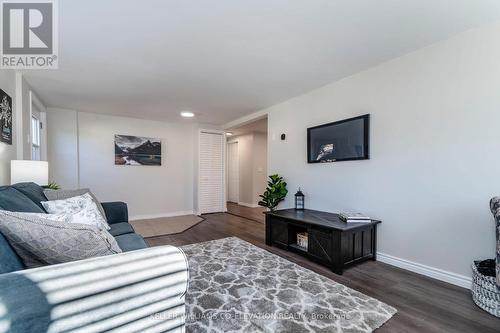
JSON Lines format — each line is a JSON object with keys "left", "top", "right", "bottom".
{"left": 180, "top": 111, "right": 195, "bottom": 118}
{"left": 226, "top": 132, "right": 233, "bottom": 136}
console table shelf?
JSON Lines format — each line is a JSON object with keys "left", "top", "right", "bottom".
{"left": 265, "top": 209, "right": 381, "bottom": 274}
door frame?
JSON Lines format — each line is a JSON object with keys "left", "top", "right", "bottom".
{"left": 29, "top": 91, "right": 47, "bottom": 161}
{"left": 197, "top": 129, "right": 227, "bottom": 215}
{"left": 226, "top": 140, "right": 239, "bottom": 203}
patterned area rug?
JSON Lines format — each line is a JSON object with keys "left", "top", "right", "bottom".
{"left": 181, "top": 237, "right": 396, "bottom": 333}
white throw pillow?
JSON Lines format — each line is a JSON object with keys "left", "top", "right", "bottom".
{"left": 43, "top": 188, "right": 108, "bottom": 225}
{"left": 41, "top": 193, "right": 110, "bottom": 230}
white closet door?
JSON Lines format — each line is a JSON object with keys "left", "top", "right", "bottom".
{"left": 227, "top": 142, "right": 239, "bottom": 203}
{"left": 199, "top": 131, "right": 225, "bottom": 214}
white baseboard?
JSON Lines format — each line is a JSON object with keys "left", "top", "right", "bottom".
{"left": 130, "top": 211, "right": 471, "bottom": 288}
{"left": 238, "top": 202, "right": 260, "bottom": 208}
{"left": 377, "top": 252, "right": 471, "bottom": 289}
{"left": 129, "top": 211, "right": 196, "bottom": 221}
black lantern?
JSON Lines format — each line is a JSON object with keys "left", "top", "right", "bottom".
{"left": 295, "top": 188, "right": 305, "bottom": 210}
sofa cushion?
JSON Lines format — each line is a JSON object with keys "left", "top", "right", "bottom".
{"left": 109, "top": 222, "right": 135, "bottom": 237}
{"left": 44, "top": 188, "right": 107, "bottom": 223}
{"left": 0, "top": 233, "right": 24, "bottom": 273}
{"left": 101, "top": 201, "right": 128, "bottom": 224}
{"left": 0, "top": 186, "right": 44, "bottom": 213}
{"left": 114, "top": 233, "right": 148, "bottom": 252}
{"left": 42, "top": 193, "right": 110, "bottom": 231}
{"left": 0, "top": 210, "right": 122, "bottom": 268}
{"left": 12, "top": 182, "right": 48, "bottom": 212}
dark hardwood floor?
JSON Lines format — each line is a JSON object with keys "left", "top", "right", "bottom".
{"left": 226, "top": 201, "right": 266, "bottom": 223}
{"left": 146, "top": 213, "right": 500, "bottom": 333}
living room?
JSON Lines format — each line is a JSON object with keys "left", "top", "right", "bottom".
{"left": 0, "top": 1, "right": 499, "bottom": 332}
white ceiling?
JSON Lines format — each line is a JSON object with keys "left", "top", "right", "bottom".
{"left": 22, "top": 0, "right": 500, "bottom": 125}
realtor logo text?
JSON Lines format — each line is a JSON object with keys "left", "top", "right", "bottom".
{"left": 1, "top": 0, "right": 58, "bottom": 69}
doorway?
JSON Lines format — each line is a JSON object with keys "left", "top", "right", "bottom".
{"left": 225, "top": 117, "right": 268, "bottom": 222}
{"left": 227, "top": 141, "right": 239, "bottom": 203}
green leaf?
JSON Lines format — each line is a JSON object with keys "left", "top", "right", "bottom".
{"left": 257, "top": 174, "right": 288, "bottom": 211}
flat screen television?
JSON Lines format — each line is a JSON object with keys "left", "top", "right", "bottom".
{"left": 307, "top": 114, "right": 369, "bottom": 163}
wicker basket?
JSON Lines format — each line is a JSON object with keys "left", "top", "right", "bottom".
{"left": 471, "top": 261, "right": 500, "bottom": 317}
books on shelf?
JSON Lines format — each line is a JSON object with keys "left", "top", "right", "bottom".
{"left": 339, "top": 212, "right": 371, "bottom": 223}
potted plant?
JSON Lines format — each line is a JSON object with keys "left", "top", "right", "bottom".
{"left": 42, "top": 182, "right": 61, "bottom": 190}
{"left": 258, "top": 174, "right": 288, "bottom": 211}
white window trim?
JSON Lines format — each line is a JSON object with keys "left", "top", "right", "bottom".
{"left": 29, "top": 91, "right": 47, "bottom": 161}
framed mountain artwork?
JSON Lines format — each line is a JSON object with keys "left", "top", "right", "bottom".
{"left": 0, "top": 89, "right": 13, "bottom": 145}
{"left": 115, "top": 134, "right": 162, "bottom": 166}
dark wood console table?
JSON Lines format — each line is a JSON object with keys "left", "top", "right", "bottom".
{"left": 265, "top": 209, "right": 381, "bottom": 274}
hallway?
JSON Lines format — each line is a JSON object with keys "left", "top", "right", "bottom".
{"left": 226, "top": 202, "right": 266, "bottom": 223}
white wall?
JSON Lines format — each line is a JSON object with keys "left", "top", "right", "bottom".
{"left": 46, "top": 108, "right": 79, "bottom": 188}
{"left": 47, "top": 110, "right": 196, "bottom": 219}
{"left": 229, "top": 133, "right": 253, "bottom": 205}
{"left": 228, "top": 132, "right": 267, "bottom": 206}
{"left": 258, "top": 21, "right": 500, "bottom": 285}
{"left": 0, "top": 70, "right": 18, "bottom": 185}
{"left": 252, "top": 133, "right": 267, "bottom": 204}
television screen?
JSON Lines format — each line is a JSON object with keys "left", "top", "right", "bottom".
{"left": 307, "top": 114, "right": 369, "bottom": 163}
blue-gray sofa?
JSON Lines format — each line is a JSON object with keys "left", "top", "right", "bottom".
{"left": 0, "top": 183, "right": 188, "bottom": 333}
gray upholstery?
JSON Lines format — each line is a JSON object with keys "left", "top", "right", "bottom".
{"left": 0, "top": 210, "right": 122, "bottom": 268}
{"left": 109, "top": 222, "right": 135, "bottom": 236}
{"left": 0, "top": 246, "right": 188, "bottom": 333}
{"left": 115, "top": 233, "right": 148, "bottom": 252}
{"left": 0, "top": 186, "right": 44, "bottom": 213}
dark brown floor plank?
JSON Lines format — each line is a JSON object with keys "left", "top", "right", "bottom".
{"left": 146, "top": 213, "right": 500, "bottom": 333}
{"left": 226, "top": 202, "right": 266, "bottom": 223}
